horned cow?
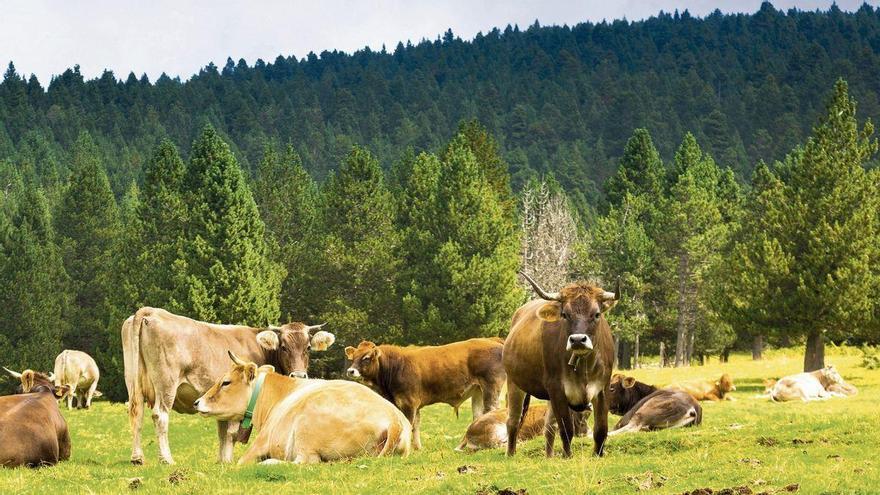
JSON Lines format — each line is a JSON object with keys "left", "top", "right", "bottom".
{"left": 52, "top": 350, "right": 100, "bottom": 410}
{"left": 1, "top": 369, "right": 71, "bottom": 468}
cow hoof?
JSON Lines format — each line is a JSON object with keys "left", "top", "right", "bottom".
{"left": 130, "top": 457, "right": 144, "bottom": 465}
{"left": 159, "top": 458, "right": 175, "bottom": 465}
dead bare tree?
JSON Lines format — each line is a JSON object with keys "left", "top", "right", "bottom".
{"left": 520, "top": 180, "right": 578, "bottom": 291}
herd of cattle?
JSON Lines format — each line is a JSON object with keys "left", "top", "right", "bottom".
{"left": 0, "top": 274, "right": 860, "bottom": 468}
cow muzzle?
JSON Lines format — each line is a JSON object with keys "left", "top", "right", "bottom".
{"left": 567, "top": 334, "right": 593, "bottom": 354}
{"left": 289, "top": 371, "right": 308, "bottom": 379}
{"left": 346, "top": 368, "right": 360, "bottom": 378}
{"left": 193, "top": 398, "right": 208, "bottom": 413}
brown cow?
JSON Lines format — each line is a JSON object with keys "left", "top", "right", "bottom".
{"left": 504, "top": 273, "right": 619, "bottom": 458}
{"left": 668, "top": 373, "right": 736, "bottom": 401}
{"left": 345, "top": 338, "right": 505, "bottom": 450}
{"left": 122, "top": 307, "right": 335, "bottom": 464}
{"left": 455, "top": 405, "right": 590, "bottom": 451}
{"left": 1, "top": 369, "right": 71, "bottom": 467}
{"left": 607, "top": 375, "right": 702, "bottom": 435}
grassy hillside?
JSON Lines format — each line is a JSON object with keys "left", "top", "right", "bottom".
{"left": 0, "top": 348, "right": 876, "bottom": 494}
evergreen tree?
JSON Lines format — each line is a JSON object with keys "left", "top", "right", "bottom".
{"left": 55, "top": 132, "right": 120, "bottom": 353}
{"left": 318, "top": 146, "right": 401, "bottom": 347}
{"left": 253, "top": 144, "right": 323, "bottom": 320}
{"left": 181, "top": 125, "right": 283, "bottom": 325}
{"left": 604, "top": 128, "right": 666, "bottom": 210}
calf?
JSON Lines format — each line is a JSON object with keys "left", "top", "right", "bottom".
{"left": 194, "top": 352, "right": 410, "bottom": 464}
{"left": 607, "top": 374, "right": 702, "bottom": 435}
{"left": 504, "top": 273, "right": 619, "bottom": 457}
{"left": 1, "top": 369, "right": 71, "bottom": 467}
{"left": 669, "top": 373, "right": 736, "bottom": 401}
{"left": 769, "top": 365, "right": 855, "bottom": 401}
{"left": 456, "top": 405, "right": 590, "bottom": 451}
{"left": 52, "top": 350, "right": 100, "bottom": 409}
{"left": 345, "top": 338, "right": 505, "bottom": 450}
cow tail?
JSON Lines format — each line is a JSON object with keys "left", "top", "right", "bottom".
{"left": 379, "top": 415, "right": 410, "bottom": 457}
{"left": 519, "top": 394, "right": 532, "bottom": 429}
{"left": 121, "top": 312, "right": 145, "bottom": 415}
{"left": 692, "top": 404, "right": 703, "bottom": 426}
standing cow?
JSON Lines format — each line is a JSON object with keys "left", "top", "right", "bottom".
{"left": 52, "top": 350, "right": 100, "bottom": 410}
{"left": 122, "top": 307, "right": 335, "bottom": 465}
{"left": 1, "top": 369, "right": 71, "bottom": 467}
{"left": 504, "top": 273, "right": 619, "bottom": 458}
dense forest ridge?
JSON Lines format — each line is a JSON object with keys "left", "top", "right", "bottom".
{"left": 1, "top": 2, "right": 879, "bottom": 210}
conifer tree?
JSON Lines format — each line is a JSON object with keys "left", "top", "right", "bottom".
{"left": 55, "top": 132, "right": 120, "bottom": 353}
{"left": 181, "top": 125, "right": 283, "bottom": 325}
{"left": 604, "top": 128, "right": 666, "bottom": 210}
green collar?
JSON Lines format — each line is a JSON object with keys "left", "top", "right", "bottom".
{"left": 241, "top": 372, "right": 266, "bottom": 430}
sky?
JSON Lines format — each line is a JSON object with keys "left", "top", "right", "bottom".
{"left": 0, "top": 0, "right": 874, "bottom": 84}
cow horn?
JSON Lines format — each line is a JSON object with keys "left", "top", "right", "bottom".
{"left": 519, "top": 271, "right": 560, "bottom": 301}
{"left": 305, "top": 322, "right": 327, "bottom": 332}
{"left": 601, "top": 278, "right": 621, "bottom": 301}
{"left": 3, "top": 366, "right": 22, "bottom": 378}
{"left": 227, "top": 350, "right": 247, "bottom": 366}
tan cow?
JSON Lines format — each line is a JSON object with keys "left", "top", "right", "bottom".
{"left": 504, "top": 273, "right": 619, "bottom": 458}
{"left": 769, "top": 365, "right": 856, "bottom": 401}
{"left": 668, "top": 373, "right": 736, "bottom": 401}
{"left": 52, "top": 350, "right": 100, "bottom": 410}
{"left": 345, "top": 338, "right": 505, "bottom": 450}
{"left": 1, "top": 369, "right": 71, "bottom": 467}
{"left": 122, "top": 307, "right": 335, "bottom": 465}
{"left": 193, "top": 352, "right": 411, "bottom": 464}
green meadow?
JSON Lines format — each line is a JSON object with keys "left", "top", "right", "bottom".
{"left": 1, "top": 348, "right": 877, "bottom": 495}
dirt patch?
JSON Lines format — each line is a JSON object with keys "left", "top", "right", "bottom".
{"left": 457, "top": 465, "right": 477, "bottom": 474}
{"left": 127, "top": 477, "right": 142, "bottom": 490}
{"left": 167, "top": 469, "right": 188, "bottom": 485}
{"left": 681, "top": 487, "right": 752, "bottom": 495}
{"left": 628, "top": 471, "right": 667, "bottom": 491}
{"left": 475, "top": 485, "right": 527, "bottom": 495}
{"left": 757, "top": 437, "right": 778, "bottom": 447}
{"left": 791, "top": 438, "right": 813, "bottom": 445}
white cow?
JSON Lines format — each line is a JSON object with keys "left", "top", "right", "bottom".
{"left": 52, "top": 350, "right": 100, "bottom": 410}
{"left": 769, "top": 365, "right": 855, "bottom": 402}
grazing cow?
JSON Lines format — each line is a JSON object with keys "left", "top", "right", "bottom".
{"left": 193, "top": 352, "right": 410, "bottom": 464}
{"left": 668, "top": 373, "right": 736, "bottom": 401}
{"left": 0, "top": 369, "right": 71, "bottom": 467}
{"left": 769, "top": 365, "right": 855, "bottom": 402}
{"left": 607, "top": 375, "right": 702, "bottom": 435}
{"left": 52, "top": 350, "right": 100, "bottom": 410}
{"left": 122, "top": 307, "right": 335, "bottom": 465}
{"left": 504, "top": 273, "right": 619, "bottom": 458}
{"left": 345, "top": 338, "right": 505, "bottom": 450}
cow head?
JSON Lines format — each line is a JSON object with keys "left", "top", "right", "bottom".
{"left": 3, "top": 367, "right": 68, "bottom": 397}
{"left": 345, "top": 341, "right": 381, "bottom": 380}
{"left": 817, "top": 365, "right": 844, "bottom": 387}
{"left": 194, "top": 351, "right": 271, "bottom": 421}
{"left": 608, "top": 374, "right": 638, "bottom": 414}
{"left": 521, "top": 272, "right": 619, "bottom": 355}
{"left": 255, "top": 322, "right": 335, "bottom": 378}
{"left": 716, "top": 373, "right": 736, "bottom": 396}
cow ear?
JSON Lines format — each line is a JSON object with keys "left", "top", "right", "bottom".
{"left": 536, "top": 302, "right": 562, "bottom": 322}
{"left": 245, "top": 363, "right": 258, "bottom": 383}
{"left": 601, "top": 299, "right": 619, "bottom": 312}
{"left": 257, "top": 365, "right": 275, "bottom": 374}
{"left": 623, "top": 376, "right": 636, "bottom": 388}
{"left": 256, "top": 330, "right": 280, "bottom": 350}
{"left": 310, "top": 331, "right": 335, "bottom": 351}
{"left": 21, "top": 370, "right": 35, "bottom": 393}
{"left": 345, "top": 346, "right": 356, "bottom": 360}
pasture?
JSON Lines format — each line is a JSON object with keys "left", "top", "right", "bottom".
{"left": 1, "top": 348, "right": 876, "bottom": 494}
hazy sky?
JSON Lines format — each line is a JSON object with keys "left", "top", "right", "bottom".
{"left": 0, "top": 0, "right": 873, "bottom": 84}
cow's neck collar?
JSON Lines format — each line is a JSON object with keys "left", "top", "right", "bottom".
{"left": 241, "top": 372, "right": 267, "bottom": 430}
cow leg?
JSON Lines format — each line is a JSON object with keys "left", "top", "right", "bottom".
{"left": 217, "top": 421, "right": 236, "bottom": 463}
{"left": 548, "top": 388, "right": 574, "bottom": 458}
{"left": 128, "top": 395, "right": 146, "bottom": 464}
{"left": 592, "top": 389, "right": 609, "bottom": 457}
{"left": 470, "top": 389, "right": 484, "bottom": 421}
{"left": 543, "top": 406, "right": 558, "bottom": 457}
{"left": 412, "top": 409, "right": 423, "bottom": 451}
{"left": 480, "top": 378, "right": 503, "bottom": 415}
{"left": 85, "top": 382, "right": 98, "bottom": 409}
{"left": 151, "top": 393, "right": 176, "bottom": 464}
{"left": 66, "top": 389, "right": 74, "bottom": 410}
{"left": 505, "top": 382, "right": 526, "bottom": 457}
{"left": 399, "top": 404, "right": 421, "bottom": 450}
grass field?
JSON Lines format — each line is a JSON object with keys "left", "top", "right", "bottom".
{"left": 1, "top": 348, "right": 877, "bottom": 494}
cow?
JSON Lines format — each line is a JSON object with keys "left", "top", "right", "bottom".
{"left": 504, "top": 273, "right": 619, "bottom": 458}
{"left": 121, "top": 307, "right": 335, "bottom": 465}
{"left": 607, "top": 374, "right": 702, "bottom": 435}
{"left": 668, "top": 373, "right": 736, "bottom": 401}
{"left": 193, "top": 352, "right": 411, "bottom": 464}
{"left": 345, "top": 338, "right": 505, "bottom": 450}
{"left": 52, "top": 350, "right": 100, "bottom": 410}
{"left": 455, "top": 405, "right": 591, "bottom": 451}
{"left": 1, "top": 369, "right": 71, "bottom": 468}
{"left": 769, "top": 365, "right": 856, "bottom": 402}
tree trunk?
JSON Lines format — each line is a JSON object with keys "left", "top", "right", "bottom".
{"left": 780, "top": 334, "right": 791, "bottom": 348}
{"left": 618, "top": 340, "right": 632, "bottom": 370}
{"left": 752, "top": 335, "right": 764, "bottom": 361}
{"left": 804, "top": 330, "right": 825, "bottom": 372}
{"left": 612, "top": 335, "right": 619, "bottom": 369}
{"left": 686, "top": 330, "right": 695, "bottom": 364}
{"left": 720, "top": 348, "right": 730, "bottom": 363}
{"left": 634, "top": 334, "right": 640, "bottom": 369}
{"left": 659, "top": 342, "right": 667, "bottom": 368}
{"left": 674, "top": 253, "right": 690, "bottom": 367}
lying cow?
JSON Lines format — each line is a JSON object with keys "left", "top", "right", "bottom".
{"left": 345, "top": 338, "right": 505, "bottom": 450}
{"left": 607, "top": 374, "right": 702, "bottom": 435}
{"left": 52, "top": 350, "right": 100, "bottom": 410}
{"left": 504, "top": 273, "right": 619, "bottom": 458}
{"left": 668, "top": 373, "right": 736, "bottom": 401}
{"left": 1, "top": 369, "right": 71, "bottom": 467}
{"left": 122, "top": 307, "right": 335, "bottom": 464}
{"left": 455, "top": 405, "right": 590, "bottom": 451}
{"left": 769, "top": 365, "right": 856, "bottom": 401}
{"left": 194, "top": 352, "right": 411, "bottom": 464}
